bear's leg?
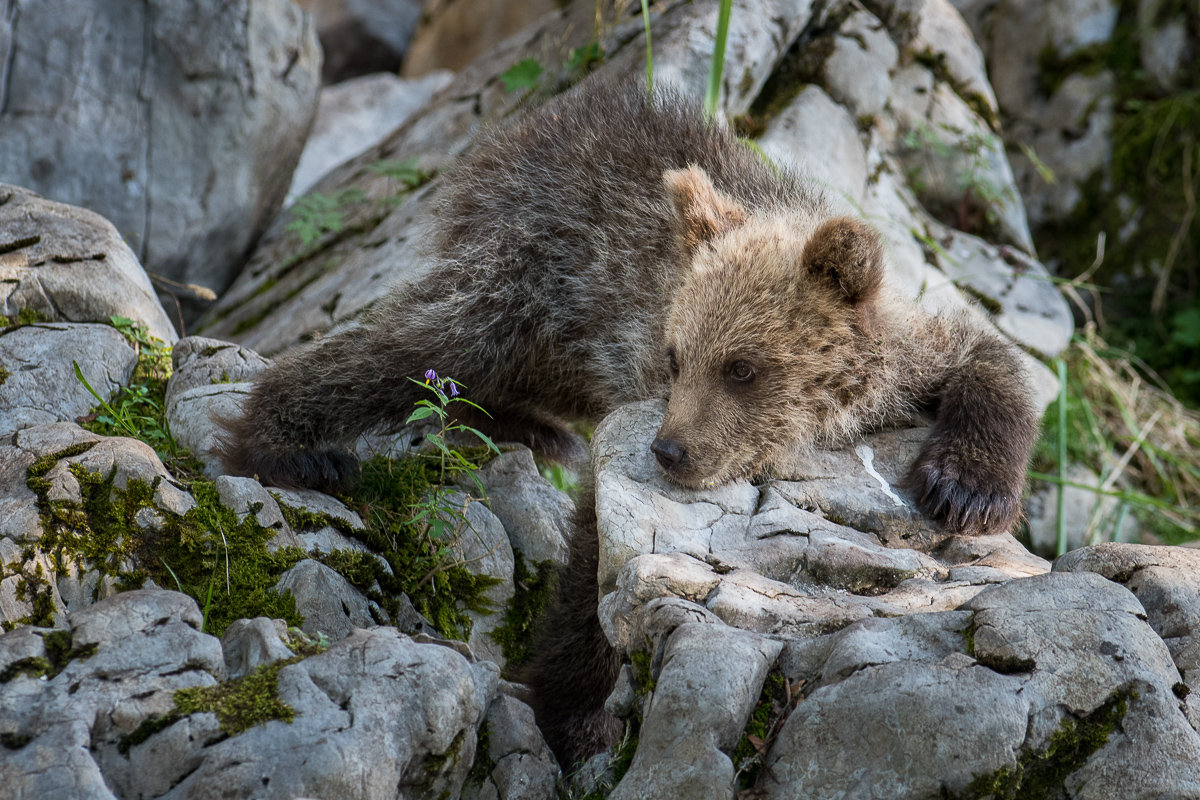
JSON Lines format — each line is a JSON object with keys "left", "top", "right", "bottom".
{"left": 901, "top": 336, "right": 1040, "bottom": 535}
{"left": 447, "top": 405, "right": 588, "bottom": 468}
{"left": 522, "top": 483, "right": 622, "bottom": 769}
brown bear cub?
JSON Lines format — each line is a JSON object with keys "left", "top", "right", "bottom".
{"left": 218, "top": 78, "right": 1038, "bottom": 766}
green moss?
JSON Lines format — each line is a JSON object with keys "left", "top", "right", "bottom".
{"left": 961, "top": 618, "right": 976, "bottom": 657}
{"left": 27, "top": 445, "right": 305, "bottom": 638}
{"left": 174, "top": 656, "right": 301, "bottom": 736}
{"left": 121, "top": 656, "right": 303, "bottom": 752}
{"left": 947, "top": 686, "right": 1133, "bottom": 799}
{"left": 0, "top": 363, "right": 9, "bottom": 386}
{"left": 732, "top": 672, "right": 791, "bottom": 790}
{"left": 330, "top": 453, "right": 502, "bottom": 641}
{"left": 2, "top": 307, "right": 50, "bottom": 330}
{"left": 629, "top": 650, "right": 655, "bottom": 696}
{"left": 1173, "top": 681, "right": 1190, "bottom": 699}
{"left": 118, "top": 712, "right": 183, "bottom": 754}
{"left": 467, "top": 722, "right": 494, "bottom": 785}
{"left": 0, "top": 628, "right": 97, "bottom": 682}
{"left": 488, "top": 551, "right": 558, "bottom": 667}
{"left": 0, "top": 657, "right": 51, "bottom": 682}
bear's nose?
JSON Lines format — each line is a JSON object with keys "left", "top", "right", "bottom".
{"left": 651, "top": 438, "right": 687, "bottom": 470}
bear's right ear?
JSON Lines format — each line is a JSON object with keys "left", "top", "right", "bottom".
{"left": 802, "top": 217, "right": 885, "bottom": 304}
{"left": 663, "top": 166, "right": 748, "bottom": 257}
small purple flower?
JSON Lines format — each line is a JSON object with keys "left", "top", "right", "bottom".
{"left": 449, "top": 381, "right": 460, "bottom": 397}
{"left": 424, "top": 369, "right": 438, "bottom": 382}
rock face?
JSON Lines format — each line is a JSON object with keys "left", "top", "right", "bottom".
{"left": 0, "top": 0, "right": 321, "bottom": 305}
{"left": 590, "top": 402, "right": 1200, "bottom": 797}
{"left": 0, "top": 590, "right": 501, "bottom": 800}
{"left": 5, "top": 1, "right": 1200, "bottom": 798}
{"left": 0, "top": 185, "right": 178, "bottom": 344}
{"left": 287, "top": 70, "right": 454, "bottom": 204}
{"left": 198, "top": 0, "right": 1071, "bottom": 398}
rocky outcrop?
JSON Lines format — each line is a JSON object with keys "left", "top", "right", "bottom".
{"left": 0, "top": 0, "right": 321, "bottom": 309}
{"left": 0, "top": 591, "right": 501, "bottom": 800}
{"left": 588, "top": 403, "right": 1200, "bottom": 797}
{"left": 4, "top": 1, "right": 1200, "bottom": 798}
{"left": 0, "top": 185, "right": 178, "bottom": 343}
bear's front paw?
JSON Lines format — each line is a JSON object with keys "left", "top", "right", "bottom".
{"left": 901, "top": 437, "right": 1024, "bottom": 536}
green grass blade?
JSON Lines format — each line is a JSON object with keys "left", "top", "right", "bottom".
{"left": 704, "top": 0, "right": 733, "bottom": 116}
{"left": 73, "top": 360, "right": 139, "bottom": 439}
{"left": 1056, "top": 358, "right": 1069, "bottom": 557}
{"left": 641, "top": 0, "right": 653, "bottom": 93}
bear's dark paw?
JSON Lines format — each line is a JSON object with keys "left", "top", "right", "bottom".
{"left": 220, "top": 440, "right": 360, "bottom": 494}
{"left": 901, "top": 443, "right": 1023, "bottom": 536}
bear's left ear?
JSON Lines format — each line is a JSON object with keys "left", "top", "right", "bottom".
{"left": 663, "top": 166, "right": 748, "bottom": 257}
{"left": 802, "top": 217, "right": 885, "bottom": 304}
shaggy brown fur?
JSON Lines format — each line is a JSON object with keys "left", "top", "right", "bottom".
{"left": 519, "top": 484, "right": 622, "bottom": 769}
{"left": 217, "top": 77, "right": 1040, "bottom": 766}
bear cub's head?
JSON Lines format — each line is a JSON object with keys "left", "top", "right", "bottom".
{"left": 653, "top": 166, "right": 891, "bottom": 488}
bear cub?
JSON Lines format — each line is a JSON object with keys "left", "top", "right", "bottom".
{"left": 217, "top": 77, "right": 1039, "bottom": 766}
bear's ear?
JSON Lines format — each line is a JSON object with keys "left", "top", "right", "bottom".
{"left": 802, "top": 217, "right": 885, "bottom": 304}
{"left": 663, "top": 166, "right": 748, "bottom": 256}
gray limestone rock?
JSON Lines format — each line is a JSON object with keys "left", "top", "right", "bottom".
{"left": 221, "top": 616, "right": 296, "bottom": 679}
{"left": 166, "top": 382, "right": 254, "bottom": 478}
{"left": 592, "top": 400, "right": 1048, "bottom": 656}
{"left": 748, "top": 571, "right": 1200, "bottom": 798}
{"left": 0, "top": 0, "right": 320, "bottom": 301}
{"left": 821, "top": 10, "right": 900, "bottom": 119}
{"left": 473, "top": 447, "right": 573, "bottom": 566}
{"left": 167, "top": 336, "right": 272, "bottom": 399}
{"left": 274, "top": 559, "right": 375, "bottom": 642}
{"left": 444, "top": 492, "right": 515, "bottom": 667}
{"left": 287, "top": 70, "right": 454, "bottom": 202}
{"left": 759, "top": 85, "right": 869, "bottom": 207}
{"left": 215, "top": 475, "right": 300, "bottom": 549}
{"left": 0, "top": 323, "right": 137, "bottom": 434}
{"left": 609, "top": 623, "right": 782, "bottom": 800}
{"left": 0, "top": 443, "right": 40, "bottom": 542}
{"left": 0, "top": 591, "right": 224, "bottom": 800}
{"left": 477, "top": 695, "right": 560, "bottom": 800}
{"left": 157, "top": 627, "right": 500, "bottom": 800}
{"left": 0, "top": 185, "right": 177, "bottom": 344}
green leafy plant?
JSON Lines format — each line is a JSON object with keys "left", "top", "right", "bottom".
{"left": 285, "top": 189, "right": 366, "bottom": 245}
{"left": 566, "top": 41, "right": 603, "bottom": 75}
{"left": 73, "top": 315, "right": 184, "bottom": 464}
{"left": 501, "top": 58, "right": 543, "bottom": 92}
{"left": 405, "top": 370, "right": 500, "bottom": 544}
{"left": 369, "top": 157, "right": 427, "bottom": 188}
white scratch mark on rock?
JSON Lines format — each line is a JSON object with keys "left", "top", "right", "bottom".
{"left": 855, "top": 444, "right": 907, "bottom": 508}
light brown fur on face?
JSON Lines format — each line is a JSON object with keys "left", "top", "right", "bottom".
{"left": 655, "top": 172, "right": 919, "bottom": 489}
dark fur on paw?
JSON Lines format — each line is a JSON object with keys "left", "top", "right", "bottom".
{"left": 901, "top": 439, "right": 1024, "bottom": 536}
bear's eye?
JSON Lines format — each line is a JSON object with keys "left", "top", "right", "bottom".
{"left": 667, "top": 348, "right": 679, "bottom": 378}
{"left": 728, "top": 360, "right": 756, "bottom": 383}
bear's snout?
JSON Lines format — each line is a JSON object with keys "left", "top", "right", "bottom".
{"left": 650, "top": 437, "right": 688, "bottom": 471}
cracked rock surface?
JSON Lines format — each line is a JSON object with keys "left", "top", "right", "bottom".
{"left": 0, "top": 0, "right": 320, "bottom": 298}
{"left": 591, "top": 402, "right": 1200, "bottom": 798}
{"left": 0, "top": 590, "right": 501, "bottom": 800}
